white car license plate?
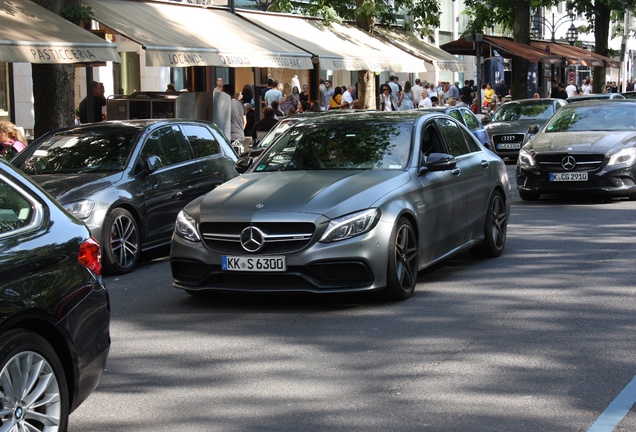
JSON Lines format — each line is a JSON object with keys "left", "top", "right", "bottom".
{"left": 496, "top": 143, "right": 521, "bottom": 150}
{"left": 549, "top": 172, "right": 588, "bottom": 182}
{"left": 222, "top": 256, "right": 286, "bottom": 272}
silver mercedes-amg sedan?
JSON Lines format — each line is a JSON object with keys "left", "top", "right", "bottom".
{"left": 171, "top": 111, "right": 511, "bottom": 300}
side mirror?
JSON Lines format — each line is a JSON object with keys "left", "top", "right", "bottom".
{"left": 235, "top": 156, "right": 254, "bottom": 174}
{"left": 527, "top": 124, "right": 540, "bottom": 134}
{"left": 419, "top": 152, "right": 457, "bottom": 175}
{"left": 146, "top": 155, "right": 162, "bottom": 173}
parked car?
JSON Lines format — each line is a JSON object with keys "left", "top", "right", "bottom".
{"left": 516, "top": 100, "right": 636, "bottom": 201}
{"left": 171, "top": 111, "right": 511, "bottom": 300}
{"left": 482, "top": 98, "right": 567, "bottom": 160}
{"left": 11, "top": 119, "right": 239, "bottom": 274}
{"left": 621, "top": 91, "right": 636, "bottom": 99}
{"left": 418, "top": 106, "right": 491, "bottom": 149}
{"left": 566, "top": 93, "right": 625, "bottom": 103}
{"left": 0, "top": 159, "right": 109, "bottom": 431}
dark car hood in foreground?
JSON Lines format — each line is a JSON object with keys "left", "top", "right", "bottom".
{"left": 30, "top": 172, "right": 122, "bottom": 202}
{"left": 527, "top": 131, "right": 636, "bottom": 153}
{"left": 485, "top": 119, "right": 548, "bottom": 135}
{"left": 196, "top": 170, "right": 411, "bottom": 218}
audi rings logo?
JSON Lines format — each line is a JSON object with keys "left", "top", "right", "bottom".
{"left": 562, "top": 156, "right": 577, "bottom": 170}
{"left": 240, "top": 226, "right": 265, "bottom": 252}
{"left": 500, "top": 135, "right": 517, "bottom": 142}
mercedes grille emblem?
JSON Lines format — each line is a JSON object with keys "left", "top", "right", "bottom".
{"left": 562, "top": 156, "right": 576, "bottom": 171}
{"left": 240, "top": 226, "right": 265, "bottom": 252}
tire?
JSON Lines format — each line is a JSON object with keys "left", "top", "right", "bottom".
{"left": 470, "top": 190, "right": 507, "bottom": 258}
{"left": 519, "top": 189, "right": 541, "bottom": 201}
{"left": 0, "top": 329, "right": 69, "bottom": 432}
{"left": 384, "top": 217, "right": 418, "bottom": 300}
{"left": 102, "top": 207, "right": 140, "bottom": 275}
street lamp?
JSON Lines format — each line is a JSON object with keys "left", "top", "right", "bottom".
{"left": 530, "top": 12, "right": 578, "bottom": 45}
{"left": 254, "top": 0, "right": 274, "bottom": 11}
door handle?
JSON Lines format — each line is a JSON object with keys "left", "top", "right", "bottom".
{"left": 480, "top": 161, "right": 490, "bottom": 168}
{"left": 191, "top": 169, "right": 203, "bottom": 175}
{"left": 451, "top": 168, "right": 461, "bottom": 176}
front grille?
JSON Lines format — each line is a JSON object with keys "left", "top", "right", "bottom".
{"left": 200, "top": 222, "right": 315, "bottom": 254}
{"left": 492, "top": 133, "right": 525, "bottom": 145}
{"left": 536, "top": 153, "right": 605, "bottom": 172}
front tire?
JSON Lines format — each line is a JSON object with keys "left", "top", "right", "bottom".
{"left": 0, "top": 330, "right": 69, "bottom": 432}
{"left": 102, "top": 207, "right": 140, "bottom": 274}
{"left": 384, "top": 217, "right": 418, "bottom": 300}
{"left": 470, "top": 190, "right": 507, "bottom": 258}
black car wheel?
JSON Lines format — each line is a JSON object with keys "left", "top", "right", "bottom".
{"left": 0, "top": 330, "right": 69, "bottom": 432}
{"left": 519, "top": 189, "right": 541, "bottom": 201}
{"left": 384, "top": 217, "right": 418, "bottom": 300}
{"left": 470, "top": 190, "right": 507, "bottom": 258}
{"left": 102, "top": 207, "right": 140, "bottom": 274}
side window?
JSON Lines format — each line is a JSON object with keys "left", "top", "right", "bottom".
{"left": 0, "top": 178, "right": 35, "bottom": 235}
{"left": 182, "top": 125, "right": 221, "bottom": 158}
{"left": 447, "top": 109, "right": 464, "bottom": 125}
{"left": 435, "top": 118, "right": 470, "bottom": 157}
{"left": 462, "top": 128, "right": 482, "bottom": 153}
{"left": 461, "top": 109, "right": 481, "bottom": 130}
{"left": 141, "top": 126, "right": 190, "bottom": 167}
{"left": 420, "top": 124, "right": 445, "bottom": 158}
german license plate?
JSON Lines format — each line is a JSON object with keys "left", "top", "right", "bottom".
{"left": 549, "top": 172, "right": 588, "bottom": 182}
{"left": 496, "top": 143, "right": 521, "bottom": 150}
{"left": 222, "top": 256, "right": 286, "bottom": 272}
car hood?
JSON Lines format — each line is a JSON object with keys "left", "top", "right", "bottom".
{"left": 196, "top": 170, "right": 411, "bottom": 218}
{"left": 485, "top": 119, "right": 547, "bottom": 134}
{"left": 30, "top": 172, "right": 122, "bottom": 203}
{"left": 527, "top": 131, "right": 636, "bottom": 153}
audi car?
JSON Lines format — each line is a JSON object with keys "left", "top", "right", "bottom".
{"left": 483, "top": 98, "right": 567, "bottom": 160}
{"left": 11, "top": 119, "right": 238, "bottom": 274}
{"left": 516, "top": 100, "right": 636, "bottom": 201}
{"left": 171, "top": 111, "right": 510, "bottom": 300}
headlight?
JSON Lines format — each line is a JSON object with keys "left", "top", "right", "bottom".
{"left": 607, "top": 148, "right": 636, "bottom": 167}
{"left": 518, "top": 148, "right": 536, "bottom": 169}
{"left": 63, "top": 200, "right": 94, "bottom": 219}
{"left": 175, "top": 210, "right": 200, "bottom": 242}
{"left": 320, "top": 209, "right": 380, "bottom": 243}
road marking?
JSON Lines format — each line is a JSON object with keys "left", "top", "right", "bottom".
{"left": 587, "top": 374, "right": 636, "bottom": 432}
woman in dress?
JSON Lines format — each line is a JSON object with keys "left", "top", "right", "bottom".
{"left": 399, "top": 81, "right": 415, "bottom": 110}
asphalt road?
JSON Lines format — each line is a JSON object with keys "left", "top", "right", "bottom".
{"left": 69, "top": 165, "right": 636, "bottom": 432}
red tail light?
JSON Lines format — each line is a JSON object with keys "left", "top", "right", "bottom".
{"left": 79, "top": 237, "right": 102, "bottom": 276}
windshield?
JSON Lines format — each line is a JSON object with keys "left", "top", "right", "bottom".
{"left": 544, "top": 104, "right": 636, "bottom": 132}
{"left": 19, "top": 129, "right": 137, "bottom": 175}
{"left": 492, "top": 101, "right": 556, "bottom": 122}
{"left": 253, "top": 121, "right": 413, "bottom": 172}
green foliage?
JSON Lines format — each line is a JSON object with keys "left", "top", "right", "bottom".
{"left": 61, "top": 5, "right": 93, "bottom": 25}
{"left": 272, "top": 0, "right": 441, "bottom": 37}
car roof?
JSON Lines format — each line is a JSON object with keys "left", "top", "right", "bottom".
{"left": 566, "top": 93, "right": 626, "bottom": 102}
{"left": 500, "top": 98, "right": 565, "bottom": 106}
{"left": 282, "top": 110, "right": 441, "bottom": 126}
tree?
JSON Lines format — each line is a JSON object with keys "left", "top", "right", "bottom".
{"left": 273, "top": 0, "right": 442, "bottom": 109}
{"left": 32, "top": 0, "right": 82, "bottom": 138}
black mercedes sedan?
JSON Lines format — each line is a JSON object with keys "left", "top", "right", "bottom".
{"left": 11, "top": 120, "right": 239, "bottom": 274}
{"left": 516, "top": 100, "right": 636, "bottom": 201}
{"left": 0, "top": 159, "right": 110, "bottom": 431}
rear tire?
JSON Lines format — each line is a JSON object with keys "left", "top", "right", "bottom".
{"left": 102, "top": 207, "right": 140, "bottom": 275}
{"left": 470, "top": 190, "right": 507, "bottom": 258}
{"left": 384, "top": 217, "right": 418, "bottom": 300}
{"left": 0, "top": 329, "right": 69, "bottom": 432}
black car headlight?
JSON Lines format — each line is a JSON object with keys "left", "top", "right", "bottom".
{"left": 607, "top": 148, "right": 636, "bottom": 168}
{"left": 320, "top": 209, "right": 380, "bottom": 243}
{"left": 63, "top": 199, "right": 95, "bottom": 220}
{"left": 518, "top": 149, "right": 536, "bottom": 169}
{"left": 175, "top": 210, "right": 201, "bottom": 242}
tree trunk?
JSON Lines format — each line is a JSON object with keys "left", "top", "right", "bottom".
{"left": 32, "top": 0, "right": 78, "bottom": 138}
{"left": 592, "top": 2, "right": 611, "bottom": 93}
{"left": 357, "top": 70, "right": 375, "bottom": 109}
{"left": 511, "top": 0, "right": 530, "bottom": 100}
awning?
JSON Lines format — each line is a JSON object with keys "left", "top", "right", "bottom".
{"left": 530, "top": 41, "right": 603, "bottom": 67}
{"left": 238, "top": 11, "right": 426, "bottom": 72}
{"left": 374, "top": 26, "right": 465, "bottom": 72}
{"left": 0, "top": 0, "right": 120, "bottom": 64}
{"left": 82, "top": 0, "right": 314, "bottom": 69}
{"left": 441, "top": 36, "right": 562, "bottom": 65}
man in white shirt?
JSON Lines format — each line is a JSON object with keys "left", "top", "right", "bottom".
{"left": 565, "top": 80, "right": 578, "bottom": 98}
{"left": 264, "top": 80, "right": 283, "bottom": 107}
{"left": 341, "top": 86, "right": 357, "bottom": 109}
{"left": 411, "top": 79, "right": 423, "bottom": 106}
{"left": 418, "top": 90, "right": 432, "bottom": 108}
{"left": 213, "top": 77, "right": 223, "bottom": 93}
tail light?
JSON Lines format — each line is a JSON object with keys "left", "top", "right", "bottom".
{"left": 78, "top": 237, "right": 102, "bottom": 276}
